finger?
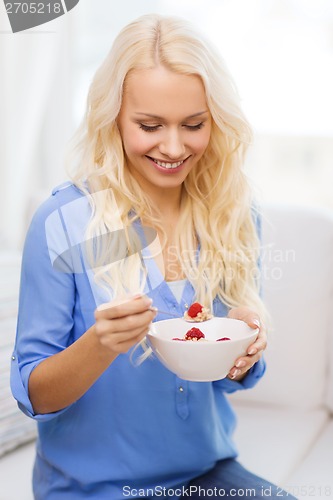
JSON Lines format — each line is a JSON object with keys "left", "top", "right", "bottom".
{"left": 95, "top": 295, "right": 153, "bottom": 320}
{"left": 247, "top": 330, "right": 267, "bottom": 355}
{"left": 228, "top": 351, "right": 262, "bottom": 379}
{"left": 100, "top": 326, "right": 150, "bottom": 353}
{"left": 97, "top": 322, "right": 148, "bottom": 344}
{"left": 113, "top": 309, "right": 157, "bottom": 333}
{"left": 242, "top": 314, "right": 261, "bottom": 330}
{"left": 227, "top": 307, "right": 261, "bottom": 330}
{"left": 97, "top": 293, "right": 143, "bottom": 311}
{"left": 230, "top": 338, "right": 266, "bottom": 374}
{"left": 234, "top": 350, "right": 262, "bottom": 370}
{"left": 96, "top": 309, "right": 156, "bottom": 336}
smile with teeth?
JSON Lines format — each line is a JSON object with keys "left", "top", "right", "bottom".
{"left": 150, "top": 157, "right": 185, "bottom": 169}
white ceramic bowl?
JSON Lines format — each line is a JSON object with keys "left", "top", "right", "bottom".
{"left": 147, "top": 317, "right": 259, "bottom": 382}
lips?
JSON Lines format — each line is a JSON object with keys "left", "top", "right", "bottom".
{"left": 146, "top": 156, "right": 189, "bottom": 170}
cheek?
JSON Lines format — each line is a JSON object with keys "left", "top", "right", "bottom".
{"left": 124, "top": 129, "right": 156, "bottom": 156}
{"left": 191, "top": 130, "right": 211, "bottom": 156}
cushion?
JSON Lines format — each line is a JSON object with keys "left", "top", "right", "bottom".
{"left": 286, "top": 421, "right": 333, "bottom": 495}
{"left": 0, "top": 441, "right": 35, "bottom": 500}
{"left": 231, "top": 400, "right": 328, "bottom": 486}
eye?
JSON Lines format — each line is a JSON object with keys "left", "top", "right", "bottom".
{"left": 139, "top": 124, "right": 160, "bottom": 132}
{"left": 185, "top": 123, "right": 204, "bottom": 131}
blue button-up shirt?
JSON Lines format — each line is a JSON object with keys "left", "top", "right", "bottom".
{"left": 10, "top": 182, "right": 265, "bottom": 499}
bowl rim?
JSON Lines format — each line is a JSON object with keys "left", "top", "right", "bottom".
{"left": 147, "top": 318, "right": 259, "bottom": 345}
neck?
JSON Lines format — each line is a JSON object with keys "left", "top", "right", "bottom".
{"left": 148, "top": 187, "right": 183, "bottom": 218}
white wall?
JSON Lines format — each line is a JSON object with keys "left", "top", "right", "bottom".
{"left": 0, "top": 6, "right": 74, "bottom": 249}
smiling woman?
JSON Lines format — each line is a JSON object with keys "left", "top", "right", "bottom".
{"left": 10, "top": 13, "right": 295, "bottom": 500}
{"left": 117, "top": 66, "right": 211, "bottom": 199}
{"left": 69, "top": 14, "right": 263, "bottom": 308}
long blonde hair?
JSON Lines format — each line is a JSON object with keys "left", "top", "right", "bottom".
{"left": 69, "top": 14, "right": 266, "bottom": 320}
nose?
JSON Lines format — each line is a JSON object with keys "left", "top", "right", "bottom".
{"left": 159, "top": 128, "right": 186, "bottom": 160}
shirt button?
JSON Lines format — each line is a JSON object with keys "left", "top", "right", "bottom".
{"left": 11, "top": 356, "right": 15, "bottom": 360}
{"left": 179, "top": 386, "right": 184, "bottom": 392}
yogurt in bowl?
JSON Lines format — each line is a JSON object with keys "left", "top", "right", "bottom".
{"left": 147, "top": 317, "right": 259, "bottom": 382}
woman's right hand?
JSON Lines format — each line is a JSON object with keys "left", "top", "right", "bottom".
{"left": 94, "top": 294, "right": 157, "bottom": 354}
{"left": 28, "top": 294, "right": 156, "bottom": 414}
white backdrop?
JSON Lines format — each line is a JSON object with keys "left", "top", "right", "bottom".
{"left": 0, "top": 7, "right": 73, "bottom": 249}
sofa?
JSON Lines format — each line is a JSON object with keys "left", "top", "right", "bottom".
{"left": 231, "top": 203, "right": 333, "bottom": 498}
{"left": 1, "top": 203, "right": 333, "bottom": 500}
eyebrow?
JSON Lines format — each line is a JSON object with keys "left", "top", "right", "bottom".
{"left": 133, "top": 111, "right": 209, "bottom": 120}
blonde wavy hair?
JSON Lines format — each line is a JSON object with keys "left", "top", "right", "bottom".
{"left": 69, "top": 13, "right": 266, "bottom": 320}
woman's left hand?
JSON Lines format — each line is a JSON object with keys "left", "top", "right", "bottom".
{"left": 226, "top": 306, "right": 267, "bottom": 381}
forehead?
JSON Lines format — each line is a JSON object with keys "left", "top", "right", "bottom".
{"left": 122, "top": 66, "right": 208, "bottom": 118}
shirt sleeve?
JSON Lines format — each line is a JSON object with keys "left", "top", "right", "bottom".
{"left": 10, "top": 195, "right": 76, "bottom": 421}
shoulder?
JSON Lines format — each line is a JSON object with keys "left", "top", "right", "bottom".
{"left": 33, "top": 182, "right": 86, "bottom": 219}
{"left": 22, "top": 182, "right": 93, "bottom": 275}
{"left": 51, "top": 180, "right": 84, "bottom": 199}
{"left": 29, "top": 182, "right": 90, "bottom": 229}
{"left": 26, "top": 182, "right": 90, "bottom": 247}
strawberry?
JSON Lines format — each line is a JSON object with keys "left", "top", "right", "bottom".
{"left": 184, "top": 327, "right": 205, "bottom": 341}
{"left": 187, "top": 302, "right": 203, "bottom": 318}
{"left": 216, "top": 337, "right": 231, "bottom": 341}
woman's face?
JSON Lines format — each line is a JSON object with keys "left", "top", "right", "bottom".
{"left": 117, "top": 65, "right": 211, "bottom": 198}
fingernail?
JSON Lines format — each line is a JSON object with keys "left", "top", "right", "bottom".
{"left": 231, "top": 369, "right": 241, "bottom": 378}
{"left": 252, "top": 319, "right": 261, "bottom": 328}
{"left": 236, "top": 360, "right": 246, "bottom": 368}
{"left": 150, "top": 306, "right": 158, "bottom": 313}
{"left": 248, "top": 348, "right": 257, "bottom": 355}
